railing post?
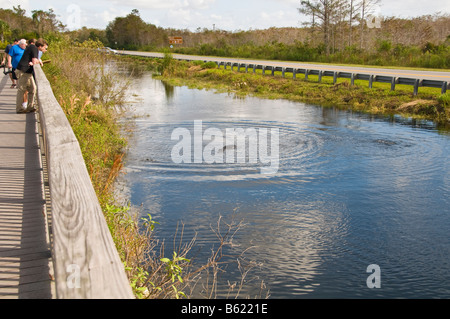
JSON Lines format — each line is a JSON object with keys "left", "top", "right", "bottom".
{"left": 333, "top": 72, "right": 338, "bottom": 84}
{"left": 391, "top": 77, "right": 397, "bottom": 91}
{"left": 413, "top": 79, "right": 420, "bottom": 96}
{"left": 442, "top": 82, "right": 448, "bottom": 94}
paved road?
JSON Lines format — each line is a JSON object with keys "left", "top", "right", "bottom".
{"left": 123, "top": 51, "right": 450, "bottom": 82}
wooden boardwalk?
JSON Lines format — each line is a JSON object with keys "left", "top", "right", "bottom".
{"left": 0, "top": 73, "right": 54, "bottom": 298}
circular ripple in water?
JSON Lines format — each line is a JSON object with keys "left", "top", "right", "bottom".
{"left": 126, "top": 120, "right": 329, "bottom": 183}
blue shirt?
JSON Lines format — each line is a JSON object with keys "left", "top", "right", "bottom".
{"left": 8, "top": 44, "right": 25, "bottom": 69}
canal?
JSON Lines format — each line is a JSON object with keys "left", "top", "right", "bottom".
{"left": 116, "top": 67, "right": 450, "bottom": 299}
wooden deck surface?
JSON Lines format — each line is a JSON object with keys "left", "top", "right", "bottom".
{"left": 0, "top": 73, "right": 54, "bottom": 298}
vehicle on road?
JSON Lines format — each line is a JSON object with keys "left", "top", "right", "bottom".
{"left": 98, "top": 47, "right": 118, "bottom": 54}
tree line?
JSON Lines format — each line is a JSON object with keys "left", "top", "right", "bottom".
{"left": 298, "top": 0, "right": 449, "bottom": 54}
{"left": 0, "top": 6, "right": 64, "bottom": 42}
{"left": 1, "top": 6, "right": 449, "bottom": 68}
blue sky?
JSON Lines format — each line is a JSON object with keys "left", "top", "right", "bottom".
{"left": 1, "top": 0, "right": 448, "bottom": 31}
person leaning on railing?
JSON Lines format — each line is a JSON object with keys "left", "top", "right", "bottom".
{"left": 14, "top": 38, "right": 48, "bottom": 114}
{"left": 4, "top": 39, "right": 22, "bottom": 89}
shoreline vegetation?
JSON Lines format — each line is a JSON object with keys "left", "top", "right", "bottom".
{"left": 120, "top": 53, "right": 450, "bottom": 128}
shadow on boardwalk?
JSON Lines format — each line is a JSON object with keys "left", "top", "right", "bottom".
{"left": 0, "top": 74, "right": 54, "bottom": 298}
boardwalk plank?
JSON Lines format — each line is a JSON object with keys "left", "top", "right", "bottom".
{"left": 0, "top": 74, "right": 54, "bottom": 299}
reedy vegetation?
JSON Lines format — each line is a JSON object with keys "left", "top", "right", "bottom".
{"left": 43, "top": 39, "right": 129, "bottom": 201}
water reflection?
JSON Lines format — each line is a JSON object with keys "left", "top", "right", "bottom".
{"left": 117, "top": 68, "right": 450, "bottom": 298}
{"left": 161, "top": 80, "right": 175, "bottom": 100}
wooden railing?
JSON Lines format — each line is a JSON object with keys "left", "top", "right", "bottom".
{"left": 34, "top": 65, "right": 134, "bottom": 299}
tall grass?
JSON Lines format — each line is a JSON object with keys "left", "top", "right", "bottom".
{"left": 44, "top": 39, "right": 129, "bottom": 203}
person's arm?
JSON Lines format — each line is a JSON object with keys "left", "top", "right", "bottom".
{"left": 7, "top": 54, "right": 12, "bottom": 69}
{"left": 29, "top": 57, "right": 40, "bottom": 66}
{"left": 28, "top": 46, "right": 40, "bottom": 66}
{"left": 38, "top": 51, "right": 43, "bottom": 66}
{"left": 3, "top": 46, "right": 11, "bottom": 63}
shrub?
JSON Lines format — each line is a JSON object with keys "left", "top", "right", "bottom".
{"left": 202, "top": 61, "right": 217, "bottom": 69}
{"left": 438, "top": 93, "right": 450, "bottom": 107}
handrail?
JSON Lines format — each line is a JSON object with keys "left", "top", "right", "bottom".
{"left": 34, "top": 65, "right": 134, "bottom": 299}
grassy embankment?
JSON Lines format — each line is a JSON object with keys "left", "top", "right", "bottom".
{"left": 122, "top": 53, "right": 450, "bottom": 126}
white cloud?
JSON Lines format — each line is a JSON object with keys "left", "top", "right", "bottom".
{"left": 109, "top": 0, "right": 177, "bottom": 10}
{"left": 0, "top": 0, "right": 31, "bottom": 15}
{"left": 166, "top": 7, "right": 193, "bottom": 27}
{"left": 204, "top": 14, "right": 236, "bottom": 30}
{"left": 106, "top": 0, "right": 215, "bottom": 10}
{"left": 184, "top": 0, "right": 216, "bottom": 9}
{"left": 260, "top": 10, "right": 285, "bottom": 20}
{"left": 379, "top": 0, "right": 448, "bottom": 17}
{"left": 96, "top": 8, "right": 130, "bottom": 27}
